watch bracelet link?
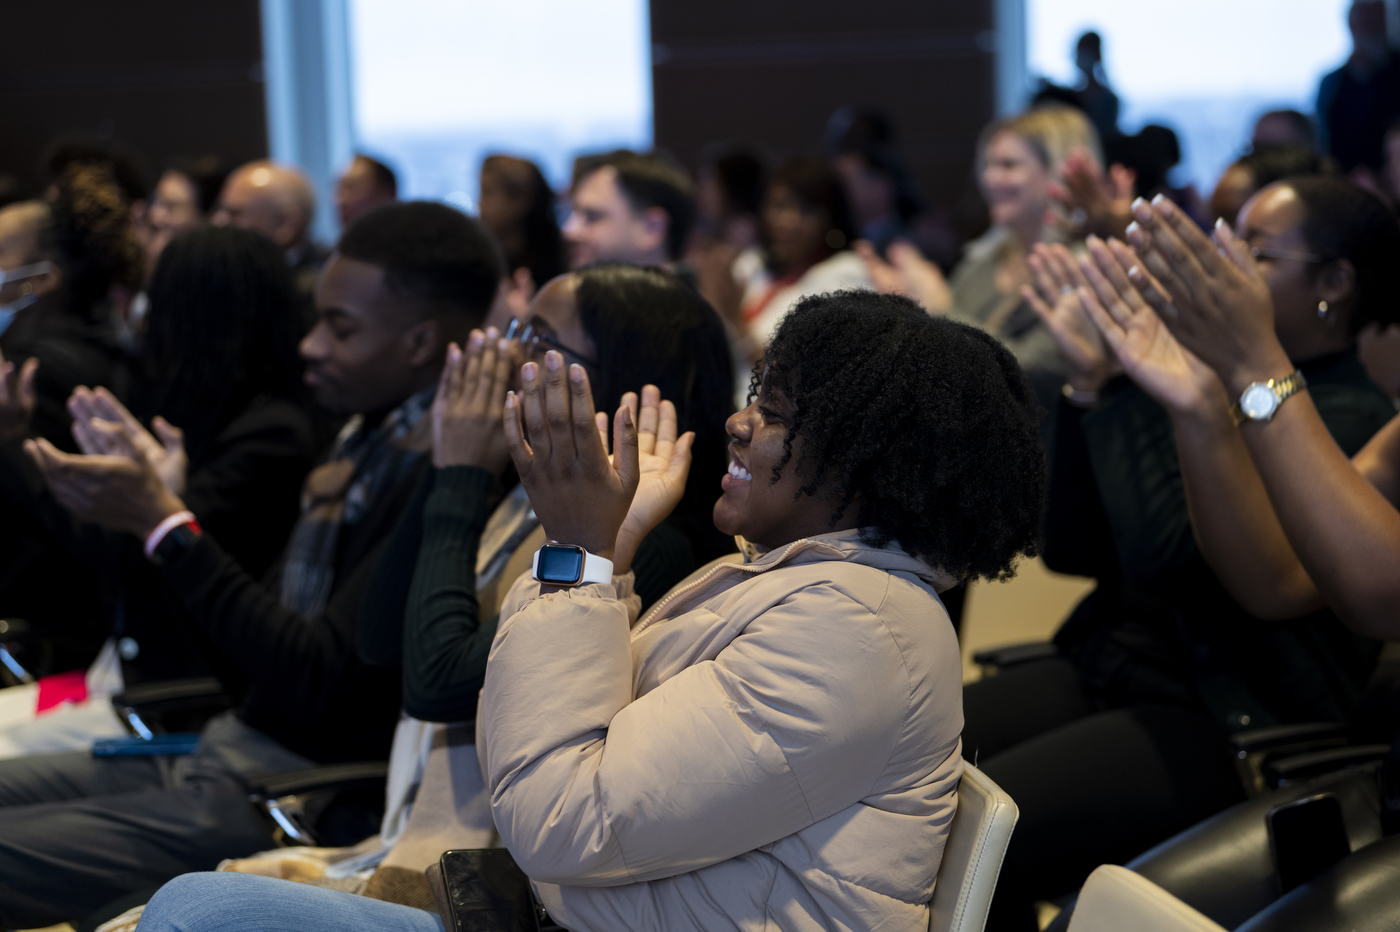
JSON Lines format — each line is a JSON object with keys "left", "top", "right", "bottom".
{"left": 1229, "top": 370, "right": 1307, "bottom": 426}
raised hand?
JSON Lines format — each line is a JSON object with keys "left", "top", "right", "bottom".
{"left": 0, "top": 346, "right": 39, "bottom": 443}
{"left": 1021, "top": 240, "right": 1116, "bottom": 393}
{"left": 1047, "top": 148, "right": 1135, "bottom": 240}
{"left": 1076, "top": 237, "right": 1225, "bottom": 415}
{"left": 24, "top": 436, "right": 187, "bottom": 538}
{"left": 854, "top": 240, "right": 954, "bottom": 314}
{"left": 1123, "top": 195, "right": 1287, "bottom": 394}
{"left": 595, "top": 385, "right": 695, "bottom": 574}
{"left": 68, "top": 386, "right": 189, "bottom": 496}
{"left": 432, "top": 328, "right": 513, "bottom": 474}
{"left": 503, "top": 351, "right": 638, "bottom": 568}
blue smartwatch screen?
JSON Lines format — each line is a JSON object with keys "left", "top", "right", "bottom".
{"left": 538, "top": 544, "right": 585, "bottom": 585}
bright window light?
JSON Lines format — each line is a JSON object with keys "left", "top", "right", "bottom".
{"left": 347, "top": 0, "right": 652, "bottom": 208}
{"left": 1027, "top": 0, "right": 1352, "bottom": 191}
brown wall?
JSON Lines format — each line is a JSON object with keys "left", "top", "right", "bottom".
{"left": 0, "top": 0, "right": 267, "bottom": 197}
{"left": 650, "top": 0, "right": 996, "bottom": 218}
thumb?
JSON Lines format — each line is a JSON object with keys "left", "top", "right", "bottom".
{"left": 18, "top": 358, "right": 39, "bottom": 407}
{"left": 668, "top": 432, "right": 695, "bottom": 482}
{"left": 152, "top": 416, "right": 184, "bottom": 451}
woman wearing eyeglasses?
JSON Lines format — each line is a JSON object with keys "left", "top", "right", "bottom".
{"left": 954, "top": 176, "right": 1400, "bottom": 928}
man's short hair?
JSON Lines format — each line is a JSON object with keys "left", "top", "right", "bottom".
{"left": 355, "top": 154, "right": 398, "bottom": 198}
{"left": 337, "top": 201, "right": 503, "bottom": 325}
{"left": 573, "top": 149, "right": 696, "bottom": 260}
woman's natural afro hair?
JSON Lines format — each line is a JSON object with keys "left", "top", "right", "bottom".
{"left": 753, "top": 290, "right": 1045, "bottom": 581}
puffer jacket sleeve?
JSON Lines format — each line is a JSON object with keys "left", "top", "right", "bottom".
{"left": 478, "top": 573, "right": 914, "bottom": 887}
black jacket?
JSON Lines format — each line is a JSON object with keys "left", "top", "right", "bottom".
{"left": 1046, "top": 350, "right": 1397, "bottom": 731}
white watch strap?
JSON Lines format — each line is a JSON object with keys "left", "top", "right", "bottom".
{"left": 530, "top": 547, "right": 614, "bottom": 585}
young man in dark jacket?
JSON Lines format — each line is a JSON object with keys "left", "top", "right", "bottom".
{"left": 0, "top": 202, "right": 502, "bottom": 928}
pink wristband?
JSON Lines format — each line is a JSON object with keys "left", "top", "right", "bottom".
{"left": 144, "top": 510, "right": 198, "bottom": 558}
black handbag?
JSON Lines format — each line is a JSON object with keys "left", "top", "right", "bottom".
{"left": 426, "top": 848, "right": 566, "bottom": 932}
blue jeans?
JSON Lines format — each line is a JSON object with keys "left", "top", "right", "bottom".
{"left": 140, "top": 872, "right": 446, "bottom": 932}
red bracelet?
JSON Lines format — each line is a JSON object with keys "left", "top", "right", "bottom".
{"left": 144, "top": 510, "right": 200, "bottom": 558}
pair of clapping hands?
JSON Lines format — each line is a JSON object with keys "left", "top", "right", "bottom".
{"left": 1023, "top": 194, "right": 1283, "bottom": 415}
{"left": 432, "top": 328, "right": 694, "bottom": 577}
{"left": 25, "top": 387, "right": 189, "bottom": 539}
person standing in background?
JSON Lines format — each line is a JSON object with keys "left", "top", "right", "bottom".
{"left": 1318, "top": 0, "right": 1400, "bottom": 175}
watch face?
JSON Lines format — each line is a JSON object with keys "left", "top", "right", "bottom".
{"left": 1240, "top": 383, "right": 1278, "bottom": 420}
{"left": 537, "top": 545, "right": 585, "bottom": 584}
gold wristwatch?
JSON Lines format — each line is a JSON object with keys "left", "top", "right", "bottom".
{"left": 1230, "top": 370, "right": 1307, "bottom": 425}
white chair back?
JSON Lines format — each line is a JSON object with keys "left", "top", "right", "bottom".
{"left": 1068, "top": 865, "right": 1227, "bottom": 932}
{"left": 928, "top": 761, "right": 1019, "bottom": 932}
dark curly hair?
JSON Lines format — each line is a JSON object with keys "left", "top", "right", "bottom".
{"left": 753, "top": 291, "right": 1045, "bottom": 581}
{"left": 39, "top": 163, "right": 144, "bottom": 317}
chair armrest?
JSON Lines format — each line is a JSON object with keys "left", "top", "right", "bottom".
{"left": 971, "top": 641, "right": 1058, "bottom": 671}
{"left": 1228, "top": 724, "right": 1349, "bottom": 755}
{"left": 249, "top": 762, "right": 390, "bottom": 799}
{"left": 111, "top": 678, "right": 233, "bottom": 739}
{"left": 1265, "top": 745, "right": 1392, "bottom": 786}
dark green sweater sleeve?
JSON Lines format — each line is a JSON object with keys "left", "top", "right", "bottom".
{"left": 401, "top": 465, "right": 498, "bottom": 722}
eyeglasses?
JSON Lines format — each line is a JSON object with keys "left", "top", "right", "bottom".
{"left": 505, "top": 318, "right": 599, "bottom": 368}
{"left": 1250, "top": 246, "right": 1324, "bottom": 264}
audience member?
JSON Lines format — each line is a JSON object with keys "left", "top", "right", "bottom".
{"left": 0, "top": 227, "right": 316, "bottom": 756}
{"left": 1252, "top": 108, "right": 1318, "bottom": 150}
{"left": 861, "top": 105, "right": 1101, "bottom": 412}
{"left": 138, "top": 290, "right": 1046, "bottom": 932}
{"left": 686, "top": 143, "right": 769, "bottom": 333}
{"left": 212, "top": 160, "right": 324, "bottom": 322}
{"left": 336, "top": 154, "right": 398, "bottom": 230}
{"left": 1208, "top": 143, "right": 1335, "bottom": 227}
{"left": 731, "top": 156, "right": 870, "bottom": 395}
{"left": 477, "top": 154, "right": 565, "bottom": 299}
{"left": 143, "top": 156, "right": 228, "bottom": 275}
{"left": 41, "top": 135, "right": 152, "bottom": 229}
{"left": 1071, "top": 31, "right": 1121, "bottom": 141}
{"left": 988, "top": 177, "right": 1399, "bottom": 930}
{"left": 563, "top": 149, "right": 695, "bottom": 271}
{"left": 0, "top": 202, "right": 501, "bottom": 928}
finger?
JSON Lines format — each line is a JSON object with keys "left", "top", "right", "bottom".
{"left": 70, "top": 414, "right": 105, "bottom": 455}
{"left": 612, "top": 404, "right": 640, "bottom": 495}
{"left": 518, "top": 361, "right": 551, "bottom": 461}
{"left": 18, "top": 358, "right": 39, "bottom": 407}
{"left": 92, "top": 387, "right": 141, "bottom": 434}
{"left": 1125, "top": 218, "right": 1194, "bottom": 311}
{"left": 667, "top": 431, "right": 695, "bottom": 483}
{"left": 1213, "top": 217, "right": 1256, "bottom": 275}
{"left": 1078, "top": 251, "right": 1136, "bottom": 327}
{"left": 152, "top": 417, "right": 184, "bottom": 452}
{"left": 1026, "top": 251, "right": 1062, "bottom": 306}
{"left": 595, "top": 410, "right": 610, "bottom": 455}
{"left": 435, "top": 342, "right": 458, "bottom": 408}
{"left": 1152, "top": 195, "right": 1224, "bottom": 275}
{"left": 636, "top": 386, "right": 660, "bottom": 456}
{"left": 1108, "top": 239, "right": 1174, "bottom": 315}
{"left": 1048, "top": 244, "right": 1089, "bottom": 290}
{"left": 471, "top": 331, "right": 498, "bottom": 404}
{"left": 567, "top": 362, "right": 606, "bottom": 460}
{"left": 1086, "top": 237, "right": 1144, "bottom": 310}
{"left": 540, "top": 351, "right": 576, "bottom": 461}
{"left": 486, "top": 339, "right": 511, "bottom": 414}
{"left": 1021, "top": 284, "right": 1056, "bottom": 326}
{"left": 1077, "top": 285, "right": 1130, "bottom": 353}
{"left": 502, "top": 391, "right": 534, "bottom": 476}
{"left": 460, "top": 330, "right": 485, "bottom": 399}
{"left": 91, "top": 419, "right": 140, "bottom": 459}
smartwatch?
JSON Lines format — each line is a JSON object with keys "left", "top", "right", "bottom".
{"left": 531, "top": 542, "right": 613, "bottom": 587}
{"left": 1230, "top": 370, "right": 1307, "bottom": 425}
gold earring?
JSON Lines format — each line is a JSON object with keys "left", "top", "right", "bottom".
{"left": 1317, "top": 300, "right": 1330, "bottom": 320}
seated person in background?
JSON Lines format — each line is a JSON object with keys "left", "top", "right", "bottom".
{"left": 1252, "top": 108, "right": 1318, "bottom": 151}
{"left": 685, "top": 143, "right": 768, "bottom": 333}
{"left": 336, "top": 153, "right": 398, "bottom": 231}
{"left": 860, "top": 105, "right": 1101, "bottom": 414}
{"left": 0, "top": 202, "right": 502, "bottom": 930}
{"left": 477, "top": 153, "right": 566, "bottom": 328}
{"left": 213, "top": 159, "right": 325, "bottom": 323}
{"left": 0, "top": 227, "right": 316, "bottom": 755}
{"left": 143, "top": 156, "right": 229, "bottom": 280}
{"left": 138, "top": 290, "right": 1046, "bottom": 932}
{"left": 1208, "top": 144, "right": 1335, "bottom": 228}
{"left": 0, "top": 163, "right": 143, "bottom": 667}
{"left": 977, "top": 177, "right": 1399, "bottom": 930}
{"left": 563, "top": 149, "right": 695, "bottom": 273}
{"left": 731, "top": 156, "right": 872, "bottom": 400}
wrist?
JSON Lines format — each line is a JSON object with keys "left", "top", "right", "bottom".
{"left": 1222, "top": 344, "right": 1293, "bottom": 398}
{"left": 136, "top": 492, "right": 189, "bottom": 540}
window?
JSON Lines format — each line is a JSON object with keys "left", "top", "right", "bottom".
{"left": 1026, "top": 0, "right": 1351, "bottom": 191}
{"left": 347, "top": 0, "right": 652, "bottom": 208}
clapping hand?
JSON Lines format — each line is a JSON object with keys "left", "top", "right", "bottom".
{"left": 0, "top": 346, "right": 39, "bottom": 443}
{"left": 67, "top": 386, "right": 188, "bottom": 495}
{"left": 503, "top": 351, "right": 638, "bottom": 572}
{"left": 1047, "top": 147, "right": 1136, "bottom": 241}
{"left": 432, "top": 328, "right": 514, "bottom": 474}
{"left": 594, "top": 385, "right": 694, "bottom": 574}
{"left": 25, "top": 434, "right": 187, "bottom": 539}
{"left": 854, "top": 240, "right": 954, "bottom": 314}
{"left": 1122, "top": 195, "right": 1287, "bottom": 394}
{"left": 1075, "top": 235, "right": 1226, "bottom": 416}
{"left": 1021, "top": 240, "right": 1118, "bottom": 394}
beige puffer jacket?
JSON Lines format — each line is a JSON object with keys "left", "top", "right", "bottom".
{"left": 478, "top": 529, "right": 965, "bottom": 932}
